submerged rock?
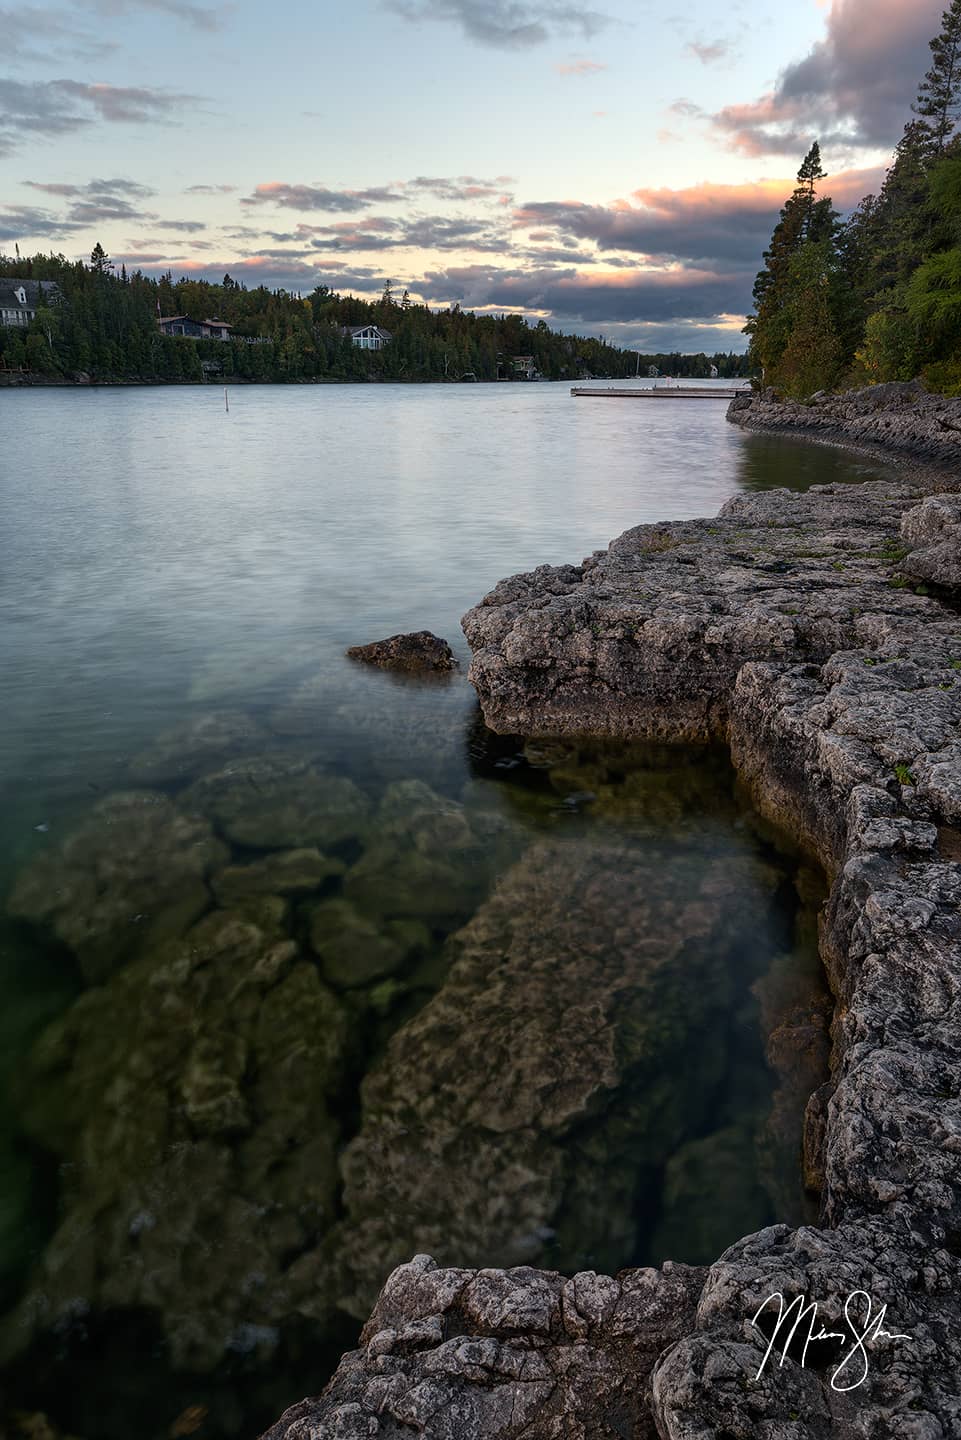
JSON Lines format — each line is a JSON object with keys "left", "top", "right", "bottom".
{"left": 346, "top": 631, "right": 457, "bottom": 673}
{"left": 342, "top": 778, "right": 520, "bottom": 923}
{"left": 184, "top": 756, "right": 371, "bottom": 850}
{"left": 329, "top": 834, "right": 784, "bottom": 1319}
{"left": 308, "top": 898, "right": 429, "bottom": 989}
{"left": 4, "top": 906, "right": 350, "bottom": 1373}
{"left": 5, "top": 791, "right": 226, "bottom": 983}
{"left": 212, "top": 847, "right": 345, "bottom": 904}
{"left": 127, "top": 710, "right": 269, "bottom": 785}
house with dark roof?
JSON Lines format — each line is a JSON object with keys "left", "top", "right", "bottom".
{"left": 158, "top": 315, "right": 234, "bottom": 340}
{"left": 0, "top": 279, "right": 60, "bottom": 329}
{"left": 340, "top": 324, "right": 392, "bottom": 351}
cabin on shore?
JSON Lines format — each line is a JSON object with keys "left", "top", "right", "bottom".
{"left": 158, "top": 315, "right": 233, "bottom": 340}
{"left": 340, "top": 324, "right": 392, "bottom": 351}
{"left": 0, "top": 279, "right": 61, "bottom": 328}
{"left": 512, "top": 355, "right": 537, "bottom": 379}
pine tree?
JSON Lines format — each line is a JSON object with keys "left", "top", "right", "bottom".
{"left": 745, "top": 142, "right": 838, "bottom": 381}
{"left": 914, "top": 0, "right": 961, "bottom": 155}
{"left": 90, "top": 242, "right": 113, "bottom": 276}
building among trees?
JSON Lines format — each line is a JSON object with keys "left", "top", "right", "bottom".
{"left": 0, "top": 279, "right": 60, "bottom": 328}
{"left": 340, "top": 324, "right": 392, "bottom": 351}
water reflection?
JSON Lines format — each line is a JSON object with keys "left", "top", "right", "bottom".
{"left": 736, "top": 432, "right": 891, "bottom": 492}
{"left": 0, "top": 678, "right": 828, "bottom": 1440}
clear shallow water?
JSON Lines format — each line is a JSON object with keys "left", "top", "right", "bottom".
{"left": 0, "top": 383, "right": 885, "bottom": 1438}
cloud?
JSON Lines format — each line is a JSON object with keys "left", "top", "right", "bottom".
{"left": 685, "top": 39, "right": 727, "bottom": 64}
{"left": 243, "top": 181, "right": 405, "bottom": 212}
{"left": 407, "top": 174, "right": 515, "bottom": 200}
{"left": 385, "top": 0, "right": 611, "bottom": 49}
{"left": 87, "top": 0, "right": 230, "bottom": 31}
{"left": 713, "top": 0, "right": 944, "bottom": 156}
{"left": 24, "top": 176, "right": 156, "bottom": 199}
{"left": 301, "top": 213, "right": 508, "bottom": 253}
{"left": 515, "top": 168, "right": 884, "bottom": 269}
{"left": 184, "top": 183, "right": 237, "bottom": 194}
{"left": 0, "top": 5, "right": 115, "bottom": 63}
{"left": 417, "top": 262, "right": 753, "bottom": 324}
{"left": 243, "top": 175, "right": 515, "bottom": 213}
{"left": 0, "top": 78, "right": 198, "bottom": 154}
{"left": 554, "top": 57, "right": 606, "bottom": 76}
{"left": 0, "top": 203, "right": 85, "bottom": 240}
{"left": 22, "top": 175, "right": 161, "bottom": 224}
{"left": 153, "top": 219, "right": 208, "bottom": 232}
{"left": 112, "top": 254, "right": 386, "bottom": 293}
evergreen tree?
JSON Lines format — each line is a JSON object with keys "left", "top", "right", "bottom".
{"left": 745, "top": 142, "right": 838, "bottom": 382}
{"left": 914, "top": 0, "right": 961, "bottom": 155}
{"left": 90, "top": 242, "right": 113, "bottom": 276}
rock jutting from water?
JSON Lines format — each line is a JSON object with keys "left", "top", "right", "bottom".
{"left": 346, "top": 631, "right": 458, "bottom": 673}
{"left": 266, "top": 457, "right": 961, "bottom": 1434}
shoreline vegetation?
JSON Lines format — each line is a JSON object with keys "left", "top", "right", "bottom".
{"left": 0, "top": 258, "right": 749, "bottom": 388}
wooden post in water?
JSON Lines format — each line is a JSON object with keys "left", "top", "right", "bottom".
{"left": 224, "top": 386, "right": 229, "bottom": 413}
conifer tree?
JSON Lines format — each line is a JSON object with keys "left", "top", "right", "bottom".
{"left": 745, "top": 142, "right": 838, "bottom": 382}
{"left": 914, "top": 0, "right": 961, "bottom": 155}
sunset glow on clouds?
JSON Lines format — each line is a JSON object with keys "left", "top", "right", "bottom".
{"left": 0, "top": 0, "right": 947, "bottom": 349}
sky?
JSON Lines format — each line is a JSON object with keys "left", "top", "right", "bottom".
{"left": 0, "top": 0, "right": 948, "bottom": 351}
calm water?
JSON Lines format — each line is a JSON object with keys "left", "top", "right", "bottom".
{"left": 0, "top": 382, "right": 887, "bottom": 1439}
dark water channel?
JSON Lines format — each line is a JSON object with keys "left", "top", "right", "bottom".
{"left": 0, "top": 385, "right": 889, "bottom": 1439}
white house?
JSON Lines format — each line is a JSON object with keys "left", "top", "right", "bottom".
{"left": 0, "top": 279, "right": 60, "bottom": 328}
{"left": 342, "top": 324, "right": 392, "bottom": 351}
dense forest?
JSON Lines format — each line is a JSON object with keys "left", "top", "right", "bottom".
{"left": 0, "top": 254, "right": 748, "bottom": 385}
{"left": 748, "top": 0, "right": 961, "bottom": 398}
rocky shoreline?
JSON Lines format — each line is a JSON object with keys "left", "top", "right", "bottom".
{"left": 266, "top": 396, "right": 961, "bottom": 1437}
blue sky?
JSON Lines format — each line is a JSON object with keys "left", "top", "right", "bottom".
{"left": 0, "top": 0, "right": 947, "bottom": 349}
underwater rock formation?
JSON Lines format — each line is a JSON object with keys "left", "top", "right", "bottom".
{"left": 6, "top": 791, "right": 227, "bottom": 983}
{"left": 265, "top": 470, "right": 961, "bottom": 1436}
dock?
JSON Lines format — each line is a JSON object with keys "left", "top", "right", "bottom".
{"left": 571, "top": 386, "right": 749, "bottom": 399}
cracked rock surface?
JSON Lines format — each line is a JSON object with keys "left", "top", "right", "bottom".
{"left": 264, "top": 451, "right": 961, "bottom": 1437}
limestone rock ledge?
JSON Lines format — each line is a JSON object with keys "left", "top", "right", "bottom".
{"left": 264, "top": 475, "right": 961, "bottom": 1437}
{"left": 728, "top": 381, "right": 961, "bottom": 474}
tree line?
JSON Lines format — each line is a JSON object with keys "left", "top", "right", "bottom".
{"left": 747, "top": 0, "right": 961, "bottom": 398}
{"left": 0, "top": 254, "right": 750, "bottom": 385}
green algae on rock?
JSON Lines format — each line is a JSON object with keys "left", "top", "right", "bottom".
{"left": 4, "top": 906, "right": 349, "bottom": 1374}
{"left": 5, "top": 791, "right": 227, "bottom": 984}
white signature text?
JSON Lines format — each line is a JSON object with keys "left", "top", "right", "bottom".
{"left": 751, "top": 1290, "right": 909, "bottom": 1392}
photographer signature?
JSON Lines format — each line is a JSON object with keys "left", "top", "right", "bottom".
{"left": 751, "top": 1290, "right": 910, "bottom": 1392}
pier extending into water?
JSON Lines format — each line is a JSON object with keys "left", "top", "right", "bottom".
{"left": 571, "top": 385, "right": 749, "bottom": 399}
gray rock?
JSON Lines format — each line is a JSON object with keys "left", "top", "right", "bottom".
{"left": 346, "top": 631, "right": 458, "bottom": 673}
{"left": 901, "top": 493, "right": 961, "bottom": 593}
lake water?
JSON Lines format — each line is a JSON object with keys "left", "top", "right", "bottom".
{"left": 0, "top": 382, "right": 889, "bottom": 1439}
